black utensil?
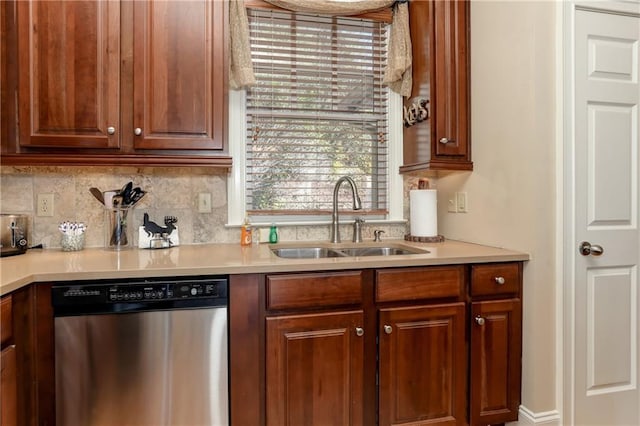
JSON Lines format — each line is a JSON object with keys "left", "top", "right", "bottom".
{"left": 89, "top": 187, "right": 104, "bottom": 205}
{"left": 121, "top": 181, "right": 133, "bottom": 206}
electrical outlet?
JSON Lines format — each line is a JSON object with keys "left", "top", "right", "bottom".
{"left": 456, "top": 192, "right": 468, "bottom": 213}
{"left": 37, "top": 193, "right": 54, "bottom": 217}
{"left": 197, "top": 192, "right": 212, "bottom": 213}
{"left": 447, "top": 194, "right": 458, "bottom": 213}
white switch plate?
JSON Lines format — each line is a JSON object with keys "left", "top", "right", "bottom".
{"left": 37, "top": 193, "right": 54, "bottom": 217}
{"left": 456, "top": 192, "right": 468, "bottom": 213}
{"left": 448, "top": 195, "right": 458, "bottom": 213}
{"left": 197, "top": 193, "right": 212, "bottom": 213}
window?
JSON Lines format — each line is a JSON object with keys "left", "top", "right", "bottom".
{"left": 228, "top": 6, "right": 403, "bottom": 225}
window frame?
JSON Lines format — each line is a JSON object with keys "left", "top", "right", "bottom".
{"left": 226, "top": 10, "right": 404, "bottom": 227}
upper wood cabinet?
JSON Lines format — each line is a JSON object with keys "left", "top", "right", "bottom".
{"left": 400, "top": 0, "right": 472, "bottom": 173}
{"left": 1, "top": 0, "right": 230, "bottom": 167}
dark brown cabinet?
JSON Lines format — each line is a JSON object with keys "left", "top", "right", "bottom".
{"left": 378, "top": 304, "right": 466, "bottom": 426}
{"left": 400, "top": 0, "right": 472, "bottom": 173}
{"left": 266, "top": 311, "right": 365, "bottom": 426}
{"left": 1, "top": 295, "right": 17, "bottom": 426}
{"left": 470, "top": 263, "right": 523, "bottom": 425}
{"left": 1, "top": 0, "right": 230, "bottom": 167}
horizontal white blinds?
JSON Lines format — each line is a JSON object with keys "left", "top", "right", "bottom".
{"left": 245, "top": 8, "right": 389, "bottom": 214}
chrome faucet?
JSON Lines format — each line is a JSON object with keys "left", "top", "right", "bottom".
{"left": 330, "top": 176, "right": 362, "bottom": 243}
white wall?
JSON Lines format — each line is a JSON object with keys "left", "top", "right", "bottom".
{"left": 436, "top": 0, "right": 559, "bottom": 416}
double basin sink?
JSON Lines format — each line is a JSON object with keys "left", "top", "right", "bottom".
{"left": 271, "top": 244, "right": 429, "bottom": 259}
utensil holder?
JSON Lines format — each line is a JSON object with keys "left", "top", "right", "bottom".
{"left": 104, "top": 207, "right": 135, "bottom": 250}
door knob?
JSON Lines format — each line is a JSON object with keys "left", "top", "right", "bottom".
{"left": 579, "top": 241, "right": 604, "bottom": 256}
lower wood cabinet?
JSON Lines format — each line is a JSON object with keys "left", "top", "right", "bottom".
{"left": 1, "top": 295, "right": 17, "bottom": 426}
{"left": 470, "top": 299, "right": 522, "bottom": 425}
{"left": 1, "top": 345, "right": 17, "bottom": 426}
{"left": 230, "top": 262, "right": 523, "bottom": 426}
{"left": 378, "top": 304, "right": 466, "bottom": 426}
{"left": 266, "top": 311, "right": 365, "bottom": 426}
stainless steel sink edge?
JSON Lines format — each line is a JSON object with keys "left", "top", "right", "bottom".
{"left": 270, "top": 243, "right": 429, "bottom": 259}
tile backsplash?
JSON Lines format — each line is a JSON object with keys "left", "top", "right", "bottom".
{"left": 1, "top": 166, "right": 410, "bottom": 249}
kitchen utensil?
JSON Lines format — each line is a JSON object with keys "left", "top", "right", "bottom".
{"left": 89, "top": 187, "right": 104, "bottom": 205}
{"left": 121, "top": 182, "right": 133, "bottom": 206}
{"left": 103, "top": 190, "right": 119, "bottom": 208}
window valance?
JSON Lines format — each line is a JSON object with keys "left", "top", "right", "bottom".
{"left": 229, "top": 0, "right": 412, "bottom": 97}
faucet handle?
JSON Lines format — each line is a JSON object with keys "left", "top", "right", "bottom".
{"left": 373, "top": 229, "right": 385, "bottom": 242}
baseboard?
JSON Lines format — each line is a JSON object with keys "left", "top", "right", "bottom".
{"left": 509, "top": 405, "right": 561, "bottom": 425}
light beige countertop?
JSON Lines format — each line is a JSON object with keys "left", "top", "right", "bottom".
{"left": 0, "top": 239, "right": 529, "bottom": 295}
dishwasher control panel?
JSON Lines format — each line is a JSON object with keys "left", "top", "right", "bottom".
{"left": 52, "top": 276, "right": 228, "bottom": 315}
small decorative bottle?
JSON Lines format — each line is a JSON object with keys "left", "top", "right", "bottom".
{"left": 269, "top": 224, "right": 278, "bottom": 243}
{"left": 241, "top": 217, "right": 252, "bottom": 246}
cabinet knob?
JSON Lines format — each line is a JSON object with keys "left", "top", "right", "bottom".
{"left": 355, "top": 327, "right": 364, "bottom": 337}
{"left": 494, "top": 276, "right": 506, "bottom": 285}
{"left": 134, "top": 128, "right": 143, "bottom": 136}
{"left": 383, "top": 325, "right": 392, "bottom": 334}
{"left": 439, "top": 137, "right": 450, "bottom": 144}
{"left": 475, "top": 316, "right": 485, "bottom": 326}
{"left": 107, "top": 126, "right": 116, "bottom": 135}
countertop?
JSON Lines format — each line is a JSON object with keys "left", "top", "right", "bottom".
{"left": 0, "top": 239, "right": 529, "bottom": 295}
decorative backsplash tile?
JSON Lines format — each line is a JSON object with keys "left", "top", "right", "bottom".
{"left": 1, "top": 166, "right": 411, "bottom": 249}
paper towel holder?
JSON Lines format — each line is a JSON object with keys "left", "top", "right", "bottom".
{"left": 404, "top": 234, "right": 445, "bottom": 243}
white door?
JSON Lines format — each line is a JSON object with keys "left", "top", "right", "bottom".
{"left": 566, "top": 2, "right": 640, "bottom": 425}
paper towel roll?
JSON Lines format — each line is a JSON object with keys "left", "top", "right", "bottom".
{"left": 410, "top": 189, "right": 438, "bottom": 237}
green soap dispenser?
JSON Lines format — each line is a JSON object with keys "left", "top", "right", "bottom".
{"left": 269, "top": 224, "right": 278, "bottom": 243}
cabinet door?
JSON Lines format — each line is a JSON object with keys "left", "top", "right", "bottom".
{"left": 132, "top": 0, "right": 226, "bottom": 151}
{"left": 401, "top": 0, "right": 471, "bottom": 173}
{"left": 1, "top": 345, "right": 18, "bottom": 426}
{"left": 266, "top": 310, "right": 364, "bottom": 426}
{"left": 432, "top": 0, "right": 470, "bottom": 162}
{"left": 379, "top": 303, "right": 466, "bottom": 426}
{"left": 470, "top": 299, "right": 522, "bottom": 425}
{"left": 17, "top": 0, "right": 120, "bottom": 149}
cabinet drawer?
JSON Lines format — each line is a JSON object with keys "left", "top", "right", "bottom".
{"left": 471, "top": 263, "right": 521, "bottom": 297}
{"left": 376, "top": 266, "right": 464, "bottom": 303}
{"left": 267, "top": 271, "right": 363, "bottom": 310}
{"left": 0, "top": 296, "right": 12, "bottom": 346}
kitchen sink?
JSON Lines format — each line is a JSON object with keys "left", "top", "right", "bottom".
{"left": 335, "top": 246, "right": 425, "bottom": 257}
{"left": 271, "top": 244, "right": 428, "bottom": 259}
{"left": 270, "top": 247, "right": 345, "bottom": 259}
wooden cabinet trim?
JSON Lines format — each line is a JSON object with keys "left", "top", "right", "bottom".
{"left": 1, "top": 345, "right": 18, "bottom": 426}
{"left": 267, "top": 271, "right": 363, "bottom": 310}
{"left": 375, "top": 265, "right": 464, "bottom": 303}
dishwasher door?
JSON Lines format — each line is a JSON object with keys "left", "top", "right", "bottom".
{"left": 55, "top": 307, "right": 228, "bottom": 426}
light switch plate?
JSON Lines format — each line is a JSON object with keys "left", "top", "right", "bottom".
{"left": 197, "top": 193, "right": 212, "bottom": 213}
{"left": 448, "top": 195, "right": 458, "bottom": 213}
{"left": 456, "top": 192, "right": 468, "bottom": 213}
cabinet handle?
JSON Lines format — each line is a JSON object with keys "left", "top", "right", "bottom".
{"left": 355, "top": 327, "right": 364, "bottom": 337}
{"left": 107, "top": 126, "right": 116, "bottom": 135}
{"left": 383, "top": 325, "right": 392, "bottom": 334}
{"left": 134, "top": 128, "right": 143, "bottom": 136}
{"left": 475, "top": 316, "right": 485, "bottom": 326}
{"left": 494, "top": 276, "right": 506, "bottom": 285}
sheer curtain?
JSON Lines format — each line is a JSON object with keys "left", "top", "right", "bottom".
{"left": 229, "top": 0, "right": 412, "bottom": 97}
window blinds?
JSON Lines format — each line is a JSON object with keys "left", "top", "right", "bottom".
{"left": 245, "top": 7, "right": 389, "bottom": 215}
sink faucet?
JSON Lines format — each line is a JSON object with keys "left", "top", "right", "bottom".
{"left": 330, "top": 176, "right": 362, "bottom": 243}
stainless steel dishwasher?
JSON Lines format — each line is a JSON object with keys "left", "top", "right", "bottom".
{"left": 52, "top": 275, "right": 228, "bottom": 426}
